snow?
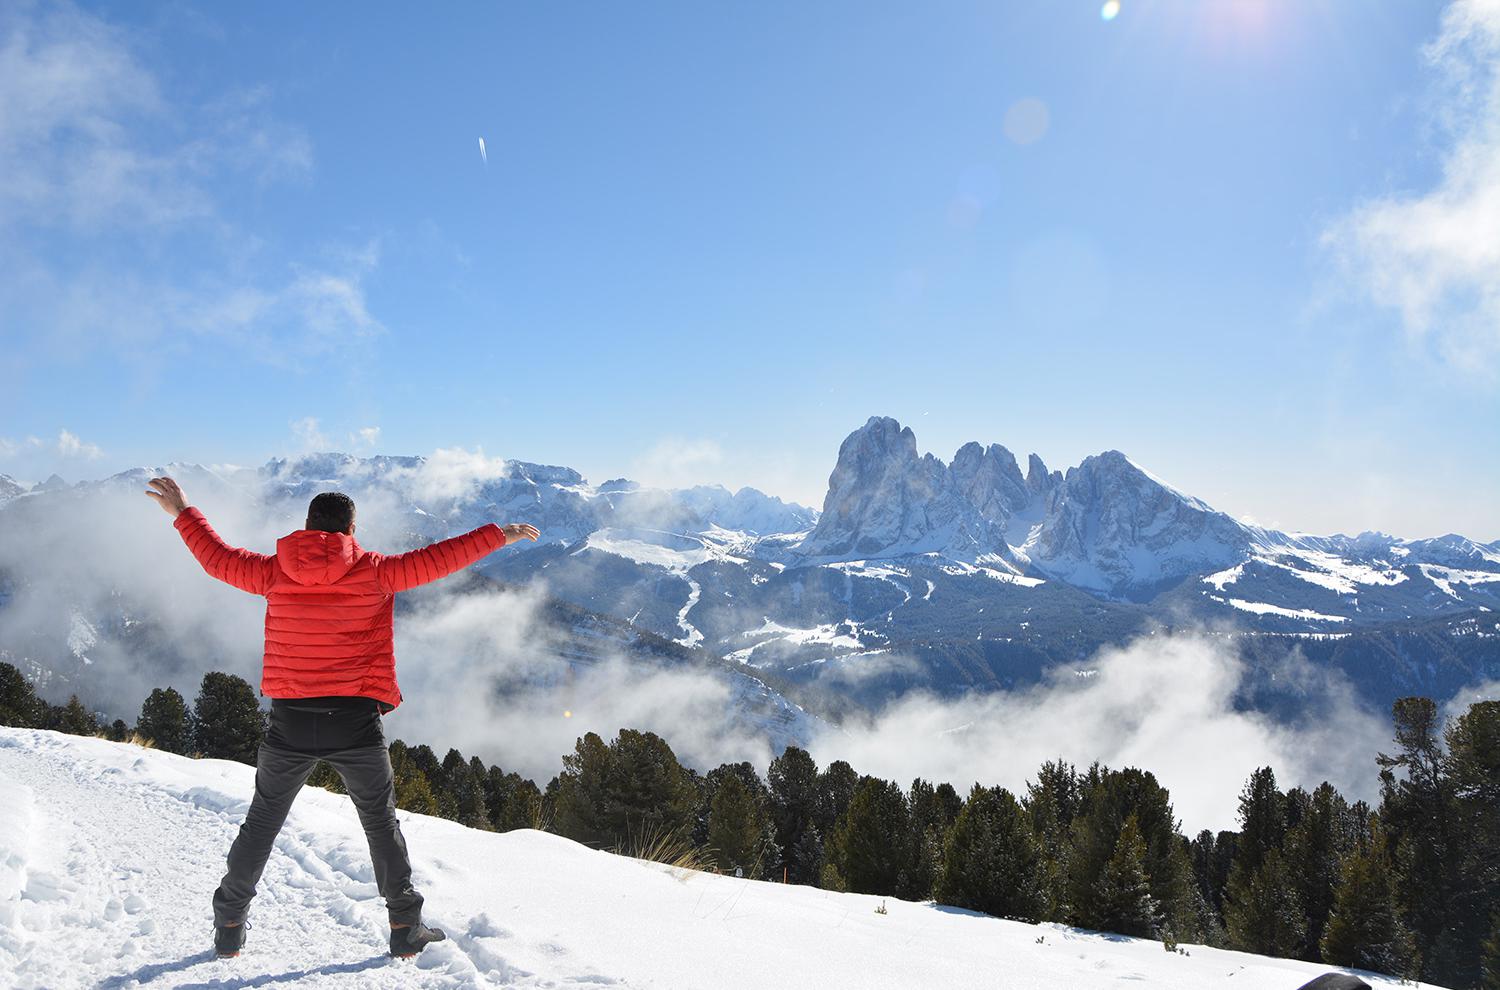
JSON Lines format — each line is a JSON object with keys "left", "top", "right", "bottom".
{"left": 1419, "top": 563, "right": 1500, "bottom": 600}
{"left": 937, "top": 559, "right": 1045, "bottom": 587}
{"left": 66, "top": 611, "right": 97, "bottom": 662}
{"left": 674, "top": 577, "right": 703, "bottom": 647}
{"left": 1264, "top": 550, "right": 1408, "bottom": 596}
{"left": 577, "top": 529, "right": 716, "bottom": 572}
{"left": 725, "top": 618, "right": 867, "bottom": 662}
{"left": 1201, "top": 563, "right": 1245, "bottom": 592}
{"left": 1217, "top": 597, "right": 1350, "bottom": 624}
{"left": 0, "top": 729, "right": 1441, "bottom": 990}
{"left": 825, "top": 561, "right": 913, "bottom": 605}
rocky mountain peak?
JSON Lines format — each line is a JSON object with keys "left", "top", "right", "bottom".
{"left": 950, "top": 442, "right": 1029, "bottom": 523}
{"left": 1025, "top": 453, "right": 1059, "bottom": 497}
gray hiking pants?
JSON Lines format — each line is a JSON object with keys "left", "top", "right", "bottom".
{"left": 211, "top": 698, "right": 423, "bottom": 927}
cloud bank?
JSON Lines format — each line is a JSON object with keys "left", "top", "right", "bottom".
{"left": 811, "top": 631, "right": 1392, "bottom": 834}
{"left": 1324, "top": 0, "right": 1500, "bottom": 376}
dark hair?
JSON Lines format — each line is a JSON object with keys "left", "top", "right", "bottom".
{"left": 306, "top": 491, "right": 356, "bottom": 533}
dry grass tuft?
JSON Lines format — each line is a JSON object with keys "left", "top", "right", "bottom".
{"left": 613, "top": 822, "right": 713, "bottom": 878}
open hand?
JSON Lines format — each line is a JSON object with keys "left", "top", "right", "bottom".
{"left": 501, "top": 523, "right": 540, "bottom": 543}
{"left": 145, "top": 476, "right": 188, "bottom": 518}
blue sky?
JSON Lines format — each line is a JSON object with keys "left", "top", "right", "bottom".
{"left": 2, "top": 0, "right": 1497, "bottom": 540}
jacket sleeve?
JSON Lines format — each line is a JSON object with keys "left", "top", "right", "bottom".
{"left": 375, "top": 524, "right": 507, "bottom": 594}
{"left": 173, "top": 507, "right": 275, "bottom": 596}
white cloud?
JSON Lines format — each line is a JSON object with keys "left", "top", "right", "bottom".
{"left": 290, "top": 416, "right": 329, "bottom": 451}
{"left": 1323, "top": 0, "right": 1500, "bottom": 375}
{"left": 352, "top": 426, "right": 381, "bottom": 448}
{"left": 397, "top": 446, "right": 511, "bottom": 502}
{"left": 2, "top": 431, "right": 100, "bottom": 459}
{"left": 811, "top": 631, "right": 1390, "bottom": 834}
{"left": 56, "top": 429, "right": 102, "bottom": 459}
{"left": 0, "top": 4, "right": 379, "bottom": 375}
{"left": 629, "top": 438, "right": 725, "bottom": 491}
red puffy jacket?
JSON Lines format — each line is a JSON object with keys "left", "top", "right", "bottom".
{"left": 173, "top": 507, "right": 507, "bottom": 710}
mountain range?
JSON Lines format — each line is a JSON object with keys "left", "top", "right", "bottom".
{"left": 1, "top": 415, "right": 1496, "bottom": 726}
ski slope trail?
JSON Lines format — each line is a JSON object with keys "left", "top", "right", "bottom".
{"left": 0, "top": 729, "right": 1444, "bottom": 989}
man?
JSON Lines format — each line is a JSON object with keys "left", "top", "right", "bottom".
{"left": 145, "top": 476, "right": 539, "bottom": 960}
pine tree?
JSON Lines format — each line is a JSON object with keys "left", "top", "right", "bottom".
{"left": 603, "top": 729, "right": 698, "bottom": 847}
{"left": 190, "top": 672, "right": 264, "bottom": 763}
{"left": 505, "top": 779, "right": 546, "bottom": 831}
{"left": 389, "top": 741, "right": 440, "bottom": 815}
{"left": 52, "top": 695, "right": 98, "bottom": 736}
{"left": 106, "top": 718, "right": 129, "bottom": 742}
{"left": 708, "top": 773, "right": 773, "bottom": 875}
{"left": 1095, "top": 814, "right": 1158, "bottom": 938}
{"left": 1065, "top": 766, "right": 1194, "bottom": 937}
{"left": 136, "top": 687, "right": 190, "bottom": 754}
{"left": 790, "top": 827, "right": 824, "bottom": 884}
{"left": 482, "top": 764, "right": 517, "bottom": 828}
{"left": 1481, "top": 913, "right": 1500, "bottom": 990}
{"left": 407, "top": 744, "right": 444, "bottom": 786}
{"left": 307, "top": 760, "right": 345, "bottom": 793}
{"left": 554, "top": 729, "right": 697, "bottom": 849}
{"left": 441, "top": 748, "right": 492, "bottom": 830}
{"left": 1026, "top": 759, "right": 1081, "bottom": 921}
{"left": 1320, "top": 820, "right": 1416, "bottom": 977}
{"left": 1444, "top": 700, "right": 1500, "bottom": 982}
{"left": 816, "top": 760, "right": 859, "bottom": 839}
{"left": 905, "top": 778, "right": 945, "bottom": 901}
{"left": 693, "top": 763, "right": 766, "bottom": 846}
{"left": 553, "top": 731, "right": 614, "bottom": 846}
{"left": 1224, "top": 846, "right": 1306, "bottom": 958}
{"left": 826, "top": 776, "right": 912, "bottom": 896}
{"left": 0, "top": 662, "right": 45, "bottom": 728}
{"left": 769, "top": 746, "right": 821, "bottom": 883}
{"left": 1378, "top": 696, "right": 1462, "bottom": 985}
{"left": 936, "top": 785, "right": 1044, "bottom": 921}
{"left": 1235, "top": 767, "right": 1287, "bottom": 877}
{"left": 1282, "top": 782, "right": 1357, "bottom": 961}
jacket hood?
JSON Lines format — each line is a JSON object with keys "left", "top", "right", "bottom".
{"left": 276, "top": 529, "right": 359, "bottom": 586}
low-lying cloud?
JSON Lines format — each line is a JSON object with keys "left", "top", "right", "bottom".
{"left": 809, "top": 631, "right": 1391, "bottom": 835}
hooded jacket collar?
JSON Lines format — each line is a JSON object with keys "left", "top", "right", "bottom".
{"left": 275, "top": 529, "right": 360, "bottom": 586}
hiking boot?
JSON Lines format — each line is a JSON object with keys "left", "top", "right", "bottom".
{"left": 389, "top": 920, "right": 447, "bottom": 958}
{"left": 214, "top": 921, "right": 248, "bottom": 958}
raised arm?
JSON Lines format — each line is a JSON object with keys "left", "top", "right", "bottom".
{"left": 147, "top": 477, "right": 275, "bottom": 596}
{"left": 375, "top": 522, "right": 539, "bottom": 594}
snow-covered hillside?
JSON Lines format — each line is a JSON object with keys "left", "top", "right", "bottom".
{"left": 0, "top": 729, "right": 1443, "bottom": 990}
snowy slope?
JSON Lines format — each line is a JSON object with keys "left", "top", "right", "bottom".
{"left": 0, "top": 729, "right": 1446, "bottom": 990}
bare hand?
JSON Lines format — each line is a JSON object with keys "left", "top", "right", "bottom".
{"left": 145, "top": 476, "right": 189, "bottom": 518}
{"left": 501, "top": 523, "right": 540, "bottom": 543}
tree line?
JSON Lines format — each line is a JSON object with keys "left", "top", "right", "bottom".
{"left": 2, "top": 662, "right": 1497, "bottom": 987}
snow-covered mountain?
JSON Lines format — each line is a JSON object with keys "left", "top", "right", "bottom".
{"left": 794, "top": 417, "right": 1500, "bottom": 609}
{"left": 2, "top": 416, "right": 1497, "bottom": 723}
{"left": 0, "top": 728, "right": 1444, "bottom": 990}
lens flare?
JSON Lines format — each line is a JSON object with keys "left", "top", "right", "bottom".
{"left": 1101, "top": 0, "right": 1121, "bottom": 21}
{"left": 1003, "top": 98, "right": 1050, "bottom": 146}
